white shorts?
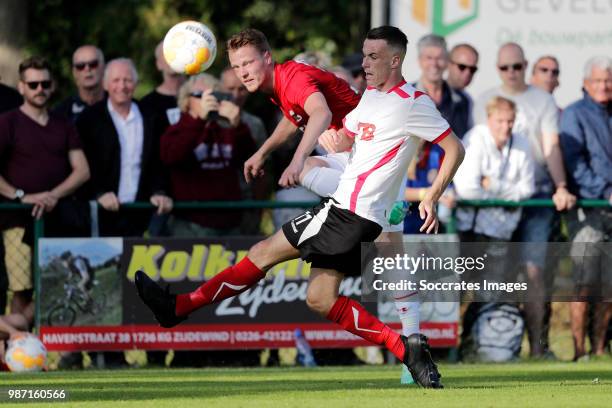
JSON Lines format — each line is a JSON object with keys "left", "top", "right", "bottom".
{"left": 315, "top": 152, "right": 404, "bottom": 233}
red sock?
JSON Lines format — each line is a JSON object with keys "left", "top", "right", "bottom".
{"left": 175, "top": 256, "right": 265, "bottom": 316}
{"left": 326, "top": 296, "right": 405, "bottom": 361}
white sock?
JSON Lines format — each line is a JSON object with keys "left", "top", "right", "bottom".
{"left": 394, "top": 300, "right": 420, "bottom": 337}
{"left": 301, "top": 166, "right": 342, "bottom": 197}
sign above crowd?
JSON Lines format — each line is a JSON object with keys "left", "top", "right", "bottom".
{"left": 390, "top": 0, "right": 612, "bottom": 107}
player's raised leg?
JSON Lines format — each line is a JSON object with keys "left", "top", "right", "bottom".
{"left": 300, "top": 156, "right": 344, "bottom": 197}
{"left": 306, "top": 267, "right": 442, "bottom": 388}
{"left": 134, "top": 229, "right": 300, "bottom": 328}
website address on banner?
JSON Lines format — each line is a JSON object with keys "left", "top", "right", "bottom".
{"left": 305, "top": 330, "right": 361, "bottom": 341}
{"left": 41, "top": 329, "right": 361, "bottom": 345}
{"left": 41, "top": 331, "right": 233, "bottom": 345}
{"left": 40, "top": 323, "right": 458, "bottom": 350}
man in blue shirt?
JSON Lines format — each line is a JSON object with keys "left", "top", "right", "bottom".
{"left": 560, "top": 56, "right": 612, "bottom": 361}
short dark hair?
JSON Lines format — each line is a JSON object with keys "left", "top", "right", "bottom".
{"left": 227, "top": 28, "right": 271, "bottom": 54}
{"left": 18, "top": 56, "right": 52, "bottom": 80}
{"left": 366, "top": 26, "right": 408, "bottom": 54}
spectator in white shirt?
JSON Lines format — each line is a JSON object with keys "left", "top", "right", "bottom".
{"left": 454, "top": 96, "right": 535, "bottom": 241}
{"left": 77, "top": 58, "right": 173, "bottom": 237}
{"left": 473, "top": 43, "right": 575, "bottom": 357}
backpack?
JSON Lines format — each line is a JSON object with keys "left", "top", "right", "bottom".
{"left": 466, "top": 302, "right": 524, "bottom": 362}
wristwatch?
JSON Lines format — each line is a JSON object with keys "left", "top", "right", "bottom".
{"left": 13, "top": 189, "right": 25, "bottom": 201}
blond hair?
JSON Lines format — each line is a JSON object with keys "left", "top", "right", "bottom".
{"left": 227, "top": 28, "right": 271, "bottom": 54}
{"left": 177, "top": 73, "right": 220, "bottom": 112}
{"left": 486, "top": 96, "right": 516, "bottom": 117}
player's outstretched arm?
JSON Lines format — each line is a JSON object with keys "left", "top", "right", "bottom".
{"left": 419, "top": 132, "right": 465, "bottom": 233}
{"left": 244, "top": 116, "right": 297, "bottom": 183}
{"left": 279, "top": 92, "right": 332, "bottom": 187}
{"left": 318, "top": 128, "right": 354, "bottom": 153}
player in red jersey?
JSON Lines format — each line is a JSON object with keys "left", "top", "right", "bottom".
{"left": 135, "top": 26, "right": 465, "bottom": 388}
{"left": 227, "top": 28, "right": 360, "bottom": 188}
{"left": 229, "top": 30, "right": 421, "bottom": 384}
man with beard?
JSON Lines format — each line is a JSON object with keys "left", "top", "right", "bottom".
{"left": 0, "top": 56, "right": 90, "bottom": 319}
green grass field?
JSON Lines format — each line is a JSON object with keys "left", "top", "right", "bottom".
{"left": 1, "top": 362, "right": 611, "bottom": 407}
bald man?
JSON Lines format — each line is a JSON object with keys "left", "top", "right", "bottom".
{"left": 530, "top": 56, "right": 560, "bottom": 95}
{"left": 473, "top": 43, "right": 576, "bottom": 358}
{"left": 447, "top": 44, "right": 479, "bottom": 91}
{"left": 140, "top": 42, "right": 185, "bottom": 133}
{"left": 54, "top": 45, "right": 106, "bottom": 122}
{"left": 447, "top": 43, "right": 479, "bottom": 130}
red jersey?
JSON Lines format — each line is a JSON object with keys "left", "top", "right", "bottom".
{"left": 271, "top": 61, "right": 360, "bottom": 129}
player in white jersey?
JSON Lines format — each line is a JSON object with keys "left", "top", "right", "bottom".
{"left": 300, "top": 77, "right": 448, "bottom": 382}
{"left": 135, "top": 26, "right": 464, "bottom": 389}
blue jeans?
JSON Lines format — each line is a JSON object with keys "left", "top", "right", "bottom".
{"left": 512, "top": 194, "right": 557, "bottom": 269}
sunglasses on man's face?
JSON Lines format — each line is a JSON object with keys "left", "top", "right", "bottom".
{"left": 452, "top": 62, "right": 478, "bottom": 74}
{"left": 537, "top": 67, "right": 560, "bottom": 76}
{"left": 499, "top": 63, "right": 524, "bottom": 72}
{"left": 73, "top": 60, "right": 100, "bottom": 71}
{"left": 25, "top": 80, "right": 52, "bottom": 90}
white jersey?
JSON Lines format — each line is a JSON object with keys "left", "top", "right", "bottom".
{"left": 332, "top": 80, "right": 451, "bottom": 227}
{"left": 316, "top": 151, "right": 406, "bottom": 233}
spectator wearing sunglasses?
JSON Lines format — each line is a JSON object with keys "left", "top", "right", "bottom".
{"left": 54, "top": 45, "right": 105, "bottom": 123}
{"left": 0, "top": 56, "right": 90, "bottom": 319}
{"left": 474, "top": 43, "right": 577, "bottom": 359}
{"left": 530, "top": 56, "right": 560, "bottom": 95}
{"left": 447, "top": 43, "right": 479, "bottom": 131}
{"left": 447, "top": 43, "right": 479, "bottom": 92}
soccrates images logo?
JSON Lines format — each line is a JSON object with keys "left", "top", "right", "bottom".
{"left": 412, "top": 0, "right": 480, "bottom": 37}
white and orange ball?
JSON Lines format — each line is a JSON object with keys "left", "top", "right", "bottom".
{"left": 5, "top": 334, "right": 47, "bottom": 372}
{"left": 163, "top": 21, "right": 217, "bottom": 75}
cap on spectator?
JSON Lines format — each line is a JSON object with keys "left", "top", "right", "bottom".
{"left": 342, "top": 53, "right": 363, "bottom": 76}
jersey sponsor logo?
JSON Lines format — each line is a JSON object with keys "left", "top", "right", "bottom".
{"left": 289, "top": 109, "right": 304, "bottom": 126}
{"left": 357, "top": 122, "right": 376, "bottom": 141}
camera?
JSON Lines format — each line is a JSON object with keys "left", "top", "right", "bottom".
{"left": 211, "top": 91, "right": 233, "bottom": 102}
{"left": 189, "top": 90, "right": 233, "bottom": 102}
{"left": 190, "top": 91, "right": 234, "bottom": 121}
{"left": 209, "top": 91, "right": 233, "bottom": 121}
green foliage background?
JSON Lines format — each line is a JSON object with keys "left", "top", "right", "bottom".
{"left": 25, "top": 0, "right": 370, "bottom": 101}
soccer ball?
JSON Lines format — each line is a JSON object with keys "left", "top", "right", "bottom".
{"left": 5, "top": 334, "right": 47, "bottom": 372}
{"left": 163, "top": 21, "right": 217, "bottom": 75}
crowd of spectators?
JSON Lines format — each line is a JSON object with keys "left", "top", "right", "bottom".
{"left": 0, "top": 31, "right": 610, "bottom": 366}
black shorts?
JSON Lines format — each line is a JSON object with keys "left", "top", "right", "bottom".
{"left": 282, "top": 198, "right": 382, "bottom": 276}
